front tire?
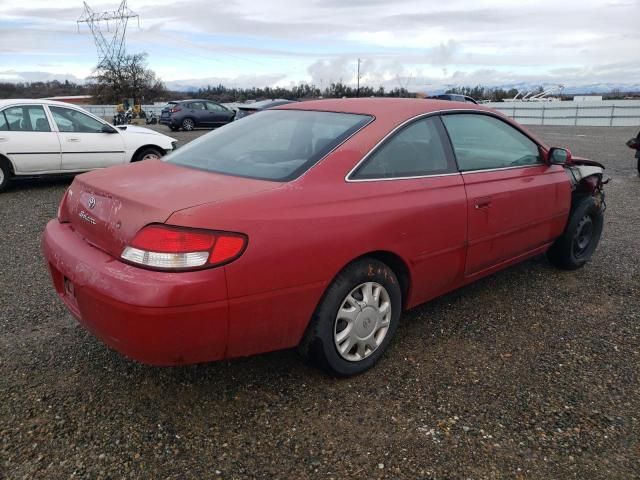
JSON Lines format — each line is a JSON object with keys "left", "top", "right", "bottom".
{"left": 547, "top": 194, "right": 603, "bottom": 270}
{"left": 134, "top": 147, "right": 163, "bottom": 162}
{"left": 298, "top": 258, "right": 402, "bottom": 377}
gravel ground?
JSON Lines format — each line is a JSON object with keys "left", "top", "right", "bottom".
{"left": 1, "top": 124, "right": 639, "bottom": 479}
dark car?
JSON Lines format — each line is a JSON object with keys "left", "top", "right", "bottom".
{"left": 234, "top": 99, "right": 297, "bottom": 120}
{"left": 626, "top": 130, "right": 640, "bottom": 176}
{"left": 430, "top": 94, "right": 478, "bottom": 104}
{"left": 159, "top": 99, "right": 235, "bottom": 131}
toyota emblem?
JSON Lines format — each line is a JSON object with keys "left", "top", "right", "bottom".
{"left": 87, "top": 196, "right": 96, "bottom": 210}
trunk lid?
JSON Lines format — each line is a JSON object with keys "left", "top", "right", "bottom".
{"left": 63, "top": 160, "right": 280, "bottom": 258}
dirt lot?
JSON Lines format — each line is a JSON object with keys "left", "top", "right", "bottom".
{"left": 1, "top": 124, "right": 639, "bottom": 479}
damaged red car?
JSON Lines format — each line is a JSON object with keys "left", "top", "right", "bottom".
{"left": 42, "top": 98, "right": 606, "bottom": 376}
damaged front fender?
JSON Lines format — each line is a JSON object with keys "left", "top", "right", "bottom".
{"left": 565, "top": 157, "right": 608, "bottom": 193}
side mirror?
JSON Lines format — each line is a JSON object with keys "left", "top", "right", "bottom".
{"left": 102, "top": 124, "right": 118, "bottom": 134}
{"left": 549, "top": 147, "right": 572, "bottom": 165}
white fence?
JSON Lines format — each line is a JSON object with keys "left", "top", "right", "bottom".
{"left": 485, "top": 100, "right": 640, "bottom": 127}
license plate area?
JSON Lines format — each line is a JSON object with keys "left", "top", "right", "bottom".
{"left": 62, "top": 275, "right": 80, "bottom": 316}
{"left": 64, "top": 277, "right": 75, "bottom": 297}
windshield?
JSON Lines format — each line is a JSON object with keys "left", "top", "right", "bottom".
{"left": 164, "top": 110, "right": 372, "bottom": 181}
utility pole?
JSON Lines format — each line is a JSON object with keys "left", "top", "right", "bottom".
{"left": 356, "top": 58, "right": 361, "bottom": 97}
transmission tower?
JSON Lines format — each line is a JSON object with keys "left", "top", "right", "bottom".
{"left": 77, "top": 0, "right": 140, "bottom": 68}
{"left": 396, "top": 73, "right": 413, "bottom": 91}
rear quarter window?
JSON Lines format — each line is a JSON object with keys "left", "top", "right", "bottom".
{"left": 351, "top": 116, "right": 454, "bottom": 180}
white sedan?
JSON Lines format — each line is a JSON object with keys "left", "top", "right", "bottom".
{"left": 0, "top": 99, "right": 177, "bottom": 192}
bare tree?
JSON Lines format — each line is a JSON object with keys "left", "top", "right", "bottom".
{"left": 90, "top": 52, "right": 165, "bottom": 104}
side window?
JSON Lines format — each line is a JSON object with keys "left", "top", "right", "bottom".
{"left": 442, "top": 114, "right": 541, "bottom": 171}
{"left": 352, "top": 116, "right": 451, "bottom": 180}
{"left": 189, "top": 102, "right": 206, "bottom": 110}
{"left": 0, "top": 112, "right": 8, "bottom": 131}
{"left": 49, "top": 107, "right": 105, "bottom": 133}
{"left": 2, "top": 106, "right": 51, "bottom": 132}
{"left": 206, "top": 102, "right": 225, "bottom": 112}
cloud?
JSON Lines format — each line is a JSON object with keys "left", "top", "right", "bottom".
{"left": 307, "top": 58, "right": 354, "bottom": 86}
{"left": 0, "top": 70, "right": 86, "bottom": 83}
{"left": 165, "top": 74, "right": 288, "bottom": 90}
{"left": 0, "top": 0, "right": 638, "bottom": 91}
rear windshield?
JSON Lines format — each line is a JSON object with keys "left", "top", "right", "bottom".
{"left": 164, "top": 110, "right": 372, "bottom": 181}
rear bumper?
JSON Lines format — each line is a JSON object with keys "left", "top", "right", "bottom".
{"left": 42, "top": 219, "right": 228, "bottom": 365}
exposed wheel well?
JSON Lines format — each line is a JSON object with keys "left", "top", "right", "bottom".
{"left": 0, "top": 154, "right": 15, "bottom": 175}
{"left": 571, "top": 174, "right": 604, "bottom": 212}
{"left": 346, "top": 251, "right": 411, "bottom": 310}
{"left": 131, "top": 145, "right": 166, "bottom": 162}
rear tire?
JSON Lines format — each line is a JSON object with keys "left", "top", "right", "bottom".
{"left": 547, "top": 195, "right": 603, "bottom": 270}
{"left": 181, "top": 118, "right": 195, "bottom": 131}
{"left": 0, "top": 159, "right": 12, "bottom": 193}
{"left": 298, "top": 258, "right": 402, "bottom": 377}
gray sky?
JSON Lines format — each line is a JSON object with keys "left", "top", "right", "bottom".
{"left": 1, "top": 0, "right": 639, "bottom": 91}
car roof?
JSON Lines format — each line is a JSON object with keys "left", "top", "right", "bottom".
{"left": 277, "top": 97, "right": 548, "bottom": 147}
{"left": 277, "top": 97, "right": 490, "bottom": 122}
{"left": 176, "top": 99, "right": 210, "bottom": 103}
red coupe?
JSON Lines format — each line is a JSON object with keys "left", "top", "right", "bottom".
{"left": 42, "top": 98, "right": 606, "bottom": 376}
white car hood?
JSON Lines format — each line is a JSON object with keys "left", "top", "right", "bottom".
{"left": 116, "top": 125, "right": 163, "bottom": 135}
{"left": 115, "top": 125, "right": 177, "bottom": 151}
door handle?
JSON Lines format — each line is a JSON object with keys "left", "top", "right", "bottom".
{"left": 0, "top": 137, "right": 7, "bottom": 142}
{"left": 474, "top": 197, "right": 492, "bottom": 209}
{"left": 67, "top": 138, "right": 80, "bottom": 143}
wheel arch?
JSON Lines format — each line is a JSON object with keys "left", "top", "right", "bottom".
{"left": 0, "top": 153, "right": 16, "bottom": 175}
{"left": 364, "top": 251, "right": 411, "bottom": 310}
{"left": 130, "top": 144, "right": 166, "bottom": 162}
{"left": 332, "top": 250, "right": 412, "bottom": 311}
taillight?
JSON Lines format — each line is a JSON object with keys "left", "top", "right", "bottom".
{"left": 121, "top": 224, "right": 247, "bottom": 271}
{"left": 169, "top": 106, "right": 182, "bottom": 113}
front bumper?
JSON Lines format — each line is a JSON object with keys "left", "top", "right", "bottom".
{"left": 42, "top": 220, "right": 229, "bottom": 365}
